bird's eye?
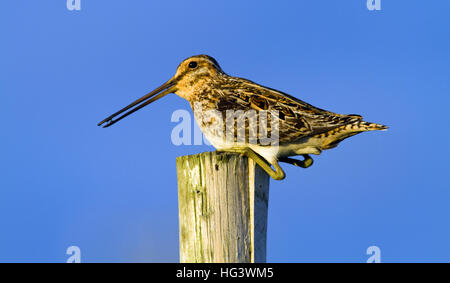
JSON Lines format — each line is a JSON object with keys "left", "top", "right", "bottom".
{"left": 188, "top": 61, "right": 198, "bottom": 68}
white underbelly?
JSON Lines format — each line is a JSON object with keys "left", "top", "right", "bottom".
{"left": 205, "top": 132, "right": 322, "bottom": 163}
{"left": 195, "top": 112, "right": 322, "bottom": 163}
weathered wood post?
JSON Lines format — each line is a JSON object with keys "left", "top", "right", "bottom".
{"left": 176, "top": 151, "right": 270, "bottom": 263}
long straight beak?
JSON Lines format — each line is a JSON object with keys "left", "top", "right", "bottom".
{"left": 98, "top": 79, "right": 177, "bottom": 128}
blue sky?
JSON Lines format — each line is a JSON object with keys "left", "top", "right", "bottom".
{"left": 1, "top": 1, "right": 449, "bottom": 262}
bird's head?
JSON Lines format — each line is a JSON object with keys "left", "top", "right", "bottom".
{"left": 98, "top": 55, "right": 223, "bottom": 128}
{"left": 172, "top": 55, "right": 224, "bottom": 100}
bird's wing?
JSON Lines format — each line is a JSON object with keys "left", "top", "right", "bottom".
{"left": 213, "top": 76, "right": 362, "bottom": 144}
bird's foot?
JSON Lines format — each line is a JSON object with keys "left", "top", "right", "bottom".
{"left": 279, "top": 155, "right": 314, "bottom": 168}
{"left": 215, "top": 148, "right": 286, "bottom": 180}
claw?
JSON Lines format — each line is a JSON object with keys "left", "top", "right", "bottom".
{"left": 300, "top": 154, "right": 313, "bottom": 168}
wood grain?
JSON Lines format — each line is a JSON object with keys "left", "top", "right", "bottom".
{"left": 176, "top": 151, "right": 269, "bottom": 263}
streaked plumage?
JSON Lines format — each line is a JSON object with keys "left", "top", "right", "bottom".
{"left": 98, "top": 55, "right": 387, "bottom": 180}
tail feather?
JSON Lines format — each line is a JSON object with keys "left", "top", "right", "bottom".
{"left": 318, "top": 120, "right": 388, "bottom": 149}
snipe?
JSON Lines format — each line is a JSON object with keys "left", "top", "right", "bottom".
{"left": 98, "top": 55, "right": 387, "bottom": 180}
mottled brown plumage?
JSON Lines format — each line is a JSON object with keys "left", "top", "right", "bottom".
{"left": 98, "top": 54, "right": 387, "bottom": 180}
{"left": 193, "top": 72, "right": 370, "bottom": 143}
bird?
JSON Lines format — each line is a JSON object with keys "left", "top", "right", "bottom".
{"left": 98, "top": 55, "right": 387, "bottom": 180}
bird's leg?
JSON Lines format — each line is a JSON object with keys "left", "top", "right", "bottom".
{"left": 217, "top": 148, "right": 286, "bottom": 180}
{"left": 244, "top": 148, "right": 286, "bottom": 180}
{"left": 279, "top": 154, "right": 314, "bottom": 168}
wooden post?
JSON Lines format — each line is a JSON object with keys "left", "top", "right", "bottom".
{"left": 176, "top": 151, "right": 270, "bottom": 263}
